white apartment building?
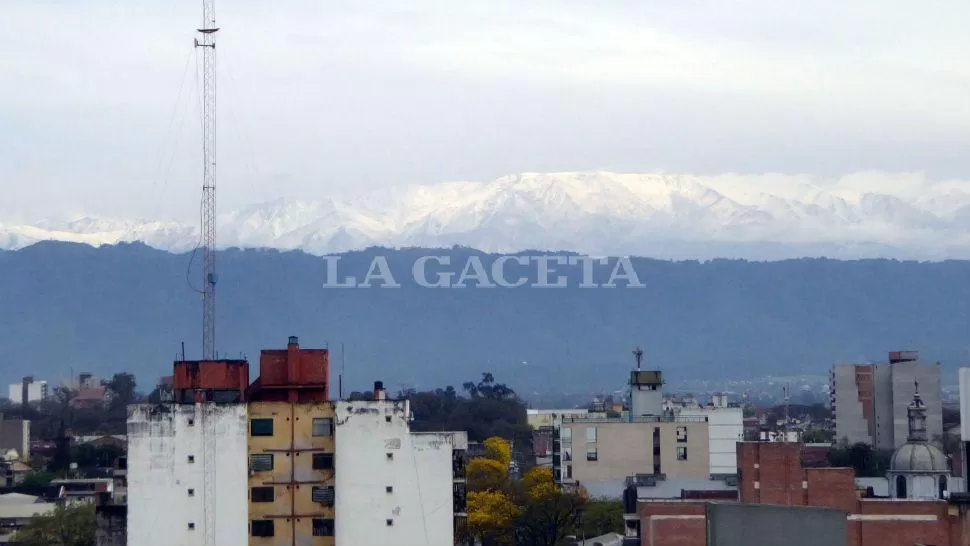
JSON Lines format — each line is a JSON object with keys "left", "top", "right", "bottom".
{"left": 668, "top": 395, "right": 744, "bottom": 478}
{"left": 128, "top": 369, "right": 467, "bottom": 546}
{"left": 334, "top": 388, "right": 468, "bottom": 546}
{"left": 127, "top": 403, "right": 249, "bottom": 546}
{"left": 7, "top": 380, "right": 47, "bottom": 405}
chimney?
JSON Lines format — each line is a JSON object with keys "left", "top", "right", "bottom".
{"left": 374, "top": 381, "right": 385, "bottom": 401}
{"left": 287, "top": 336, "right": 300, "bottom": 383}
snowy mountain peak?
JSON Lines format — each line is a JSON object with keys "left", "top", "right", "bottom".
{"left": 4, "top": 171, "right": 970, "bottom": 260}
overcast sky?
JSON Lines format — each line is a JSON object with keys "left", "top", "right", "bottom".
{"left": 1, "top": 0, "right": 968, "bottom": 222}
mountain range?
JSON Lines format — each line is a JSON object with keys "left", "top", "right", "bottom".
{"left": 2, "top": 242, "right": 969, "bottom": 395}
{"left": 5, "top": 171, "right": 970, "bottom": 260}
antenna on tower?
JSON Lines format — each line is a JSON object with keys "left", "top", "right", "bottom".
{"left": 783, "top": 383, "right": 791, "bottom": 441}
{"left": 633, "top": 346, "right": 644, "bottom": 371}
{"left": 195, "top": 0, "right": 219, "bottom": 361}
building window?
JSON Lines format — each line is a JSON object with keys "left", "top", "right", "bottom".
{"left": 676, "top": 426, "right": 687, "bottom": 443}
{"left": 586, "top": 445, "right": 598, "bottom": 461}
{"left": 250, "top": 454, "right": 274, "bottom": 472}
{"left": 561, "top": 427, "right": 572, "bottom": 442}
{"left": 896, "top": 475, "right": 907, "bottom": 498}
{"left": 386, "top": 415, "right": 392, "bottom": 423}
{"left": 563, "top": 446, "right": 572, "bottom": 461}
{"left": 586, "top": 427, "right": 597, "bottom": 443}
{"left": 188, "top": 523, "right": 195, "bottom": 530}
{"left": 311, "top": 486, "right": 336, "bottom": 506}
{"left": 312, "top": 518, "right": 335, "bottom": 537}
{"left": 940, "top": 476, "right": 948, "bottom": 499}
{"left": 386, "top": 453, "right": 393, "bottom": 460}
{"left": 386, "top": 519, "right": 393, "bottom": 526}
{"left": 250, "top": 418, "right": 274, "bottom": 436}
{"left": 251, "top": 520, "right": 274, "bottom": 537}
{"left": 187, "top": 488, "right": 194, "bottom": 497}
{"left": 187, "top": 455, "right": 195, "bottom": 464}
{"left": 676, "top": 447, "right": 687, "bottom": 461}
{"left": 187, "top": 418, "right": 194, "bottom": 426}
{"left": 386, "top": 486, "right": 393, "bottom": 493}
{"left": 251, "top": 487, "right": 275, "bottom": 503}
{"left": 312, "top": 418, "right": 334, "bottom": 437}
{"left": 565, "top": 464, "right": 572, "bottom": 479}
{"left": 312, "top": 453, "right": 334, "bottom": 470}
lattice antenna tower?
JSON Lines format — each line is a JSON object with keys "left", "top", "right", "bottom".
{"left": 195, "top": 0, "right": 218, "bottom": 360}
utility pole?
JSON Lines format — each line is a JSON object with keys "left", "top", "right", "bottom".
{"left": 196, "top": 0, "right": 219, "bottom": 361}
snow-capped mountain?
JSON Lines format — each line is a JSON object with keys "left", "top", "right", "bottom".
{"left": 6, "top": 171, "right": 970, "bottom": 259}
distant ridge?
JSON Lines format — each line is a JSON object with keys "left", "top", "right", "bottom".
{"left": 1, "top": 241, "right": 969, "bottom": 393}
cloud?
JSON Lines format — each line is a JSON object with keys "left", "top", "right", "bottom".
{"left": 1, "top": 0, "right": 969, "bottom": 223}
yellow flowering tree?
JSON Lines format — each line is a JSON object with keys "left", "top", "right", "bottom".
{"left": 467, "top": 490, "right": 519, "bottom": 546}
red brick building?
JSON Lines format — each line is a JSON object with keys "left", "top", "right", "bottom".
{"left": 632, "top": 441, "right": 970, "bottom": 546}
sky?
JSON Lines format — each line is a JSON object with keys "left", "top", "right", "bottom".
{"left": 1, "top": 0, "right": 969, "bottom": 223}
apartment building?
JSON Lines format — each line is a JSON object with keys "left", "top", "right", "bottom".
{"left": 553, "top": 415, "right": 710, "bottom": 487}
{"left": 830, "top": 351, "right": 942, "bottom": 450}
{"left": 127, "top": 336, "right": 466, "bottom": 546}
{"left": 334, "top": 383, "right": 468, "bottom": 545}
{"left": 7, "top": 377, "right": 47, "bottom": 405}
{"left": 247, "top": 336, "right": 334, "bottom": 545}
{"left": 127, "top": 359, "right": 250, "bottom": 546}
{"left": 670, "top": 396, "right": 744, "bottom": 478}
{"left": 0, "top": 418, "right": 29, "bottom": 462}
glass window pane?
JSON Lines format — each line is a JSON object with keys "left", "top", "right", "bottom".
{"left": 312, "top": 418, "right": 333, "bottom": 437}
{"left": 250, "top": 418, "right": 274, "bottom": 436}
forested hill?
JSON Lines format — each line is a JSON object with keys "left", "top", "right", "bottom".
{"left": 1, "top": 241, "right": 968, "bottom": 394}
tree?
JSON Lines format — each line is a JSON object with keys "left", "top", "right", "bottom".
{"left": 107, "top": 373, "right": 137, "bottom": 408}
{"left": 12, "top": 503, "right": 96, "bottom": 546}
{"left": 467, "top": 490, "right": 518, "bottom": 546}
{"left": 580, "top": 499, "right": 624, "bottom": 538}
{"left": 485, "top": 437, "right": 512, "bottom": 468}
{"left": 514, "top": 467, "right": 587, "bottom": 546}
{"left": 801, "top": 428, "right": 834, "bottom": 443}
{"left": 468, "top": 458, "right": 510, "bottom": 493}
{"left": 828, "top": 441, "right": 892, "bottom": 477}
{"left": 521, "top": 466, "right": 553, "bottom": 496}
{"left": 18, "top": 471, "right": 55, "bottom": 490}
{"left": 404, "top": 374, "right": 533, "bottom": 471}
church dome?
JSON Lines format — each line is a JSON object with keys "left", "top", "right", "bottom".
{"left": 891, "top": 442, "right": 948, "bottom": 472}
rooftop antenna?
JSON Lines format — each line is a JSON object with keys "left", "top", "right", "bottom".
{"left": 633, "top": 346, "right": 644, "bottom": 371}
{"left": 340, "top": 342, "right": 345, "bottom": 399}
{"left": 196, "top": 0, "right": 219, "bottom": 361}
{"left": 783, "top": 383, "right": 791, "bottom": 441}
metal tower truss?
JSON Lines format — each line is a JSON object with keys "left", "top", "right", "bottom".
{"left": 195, "top": 0, "right": 218, "bottom": 362}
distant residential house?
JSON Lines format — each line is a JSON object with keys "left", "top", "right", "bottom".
{"left": 69, "top": 386, "right": 109, "bottom": 409}
{"left": 0, "top": 460, "right": 30, "bottom": 488}
{"left": 74, "top": 435, "right": 126, "bottom": 449}
{"left": 0, "top": 493, "right": 56, "bottom": 543}
{"left": 49, "top": 478, "right": 114, "bottom": 507}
